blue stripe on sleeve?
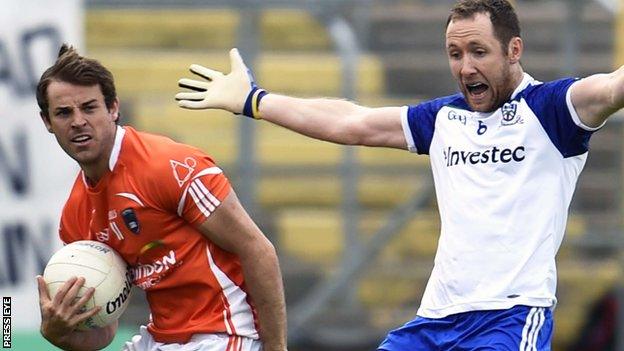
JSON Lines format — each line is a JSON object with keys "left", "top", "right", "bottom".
{"left": 406, "top": 94, "right": 467, "bottom": 154}
{"left": 520, "top": 78, "right": 594, "bottom": 158}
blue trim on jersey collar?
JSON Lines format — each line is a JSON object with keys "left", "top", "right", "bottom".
{"left": 510, "top": 73, "right": 537, "bottom": 101}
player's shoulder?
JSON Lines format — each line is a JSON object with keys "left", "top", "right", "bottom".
{"left": 119, "top": 126, "right": 223, "bottom": 198}
{"left": 123, "top": 126, "right": 201, "bottom": 157}
{"left": 418, "top": 93, "right": 468, "bottom": 110}
{"left": 408, "top": 93, "right": 469, "bottom": 117}
{"left": 60, "top": 173, "right": 91, "bottom": 242}
{"left": 63, "top": 172, "right": 88, "bottom": 209}
{"left": 122, "top": 126, "right": 217, "bottom": 170}
{"left": 515, "top": 75, "right": 578, "bottom": 102}
{"left": 429, "top": 93, "right": 468, "bottom": 109}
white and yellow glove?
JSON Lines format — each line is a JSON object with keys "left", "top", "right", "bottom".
{"left": 176, "top": 48, "right": 267, "bottom": 119}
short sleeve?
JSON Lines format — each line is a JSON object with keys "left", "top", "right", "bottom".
{"left": 177, "top": 160, "right": 232, "bottom": 227}
{"left": 402, "top": 94, "right": 465, "bottom": 154}
{"left": 524, "top": 78, "right": 602, "bottom": 158}
{"left": 145, "top": 143, "right": 232, "bottom": 227}
{"left": 134, "top": 134, "right": 231, "bottom": 226}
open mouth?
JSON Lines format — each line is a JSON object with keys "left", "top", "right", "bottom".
{"left": 466, "top": 82, "right": 489, "bottom": 96}
{"left": 71, "top": 134, "right": 92, "bottom": 145}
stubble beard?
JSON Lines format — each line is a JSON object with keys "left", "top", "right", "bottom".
{"left": 490, "top": 63, "right": 515, "bottom": 112}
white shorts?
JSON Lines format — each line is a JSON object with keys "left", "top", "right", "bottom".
{"left": 122, "top": 325, "right": 263, "bottom": 351}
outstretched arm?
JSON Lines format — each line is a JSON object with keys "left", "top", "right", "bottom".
{"left": 198, "top": 191, "right": 286, "bottom": 351}
{"left": 176, "top": 48, "right": 407, "bottom": 149}
{"left": 570, "top": 65, "right": 624, "bottom": 128}
{"left": 258, "top": 94, "right": 405, "bottom": 148}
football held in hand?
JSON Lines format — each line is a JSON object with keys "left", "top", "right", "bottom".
{"left": 43, "top": 240, "right": 133, "bottom": 330}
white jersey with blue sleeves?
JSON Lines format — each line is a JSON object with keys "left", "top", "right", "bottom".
{"left": 401, "top": 73, "right": 602, "bottom": 318}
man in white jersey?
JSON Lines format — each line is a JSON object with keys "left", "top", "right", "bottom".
{"left": 174, "top": 0, "right": 622, "bottom": 349}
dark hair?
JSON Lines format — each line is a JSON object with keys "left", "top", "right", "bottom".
{"left": 36, "top": 44, "right": 117, "bottom": 118}
{"left": 446, "top": 0, "right": 521, "bottom": 53}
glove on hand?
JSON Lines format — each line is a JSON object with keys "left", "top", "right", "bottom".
{"left": 176, "top": 48, "right": 267, "bottom": 119}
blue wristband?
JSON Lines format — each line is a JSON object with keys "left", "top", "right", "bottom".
{"left": 242, "top": 87, "right": 268, "bottom": 119}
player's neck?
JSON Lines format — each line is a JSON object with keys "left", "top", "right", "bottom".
{"left": 510, "top": 66, "right": 525, "bottom": 93}
{"left": 80, "top": 146, "right": 114, "bottom": 187}
{"left": 81, "top": 162, "right": 109, "bottom": 187}
{"left": 81, "top": 126, "right": 118, "bottom": 186}
{"left": 498, "top": 66, "right": 525, "bottom": 106}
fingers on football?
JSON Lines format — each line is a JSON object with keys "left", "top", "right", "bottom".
{"left": 70, "top": 286, "right": 95, "bottom": 315}
{"left": 72, "top": 286, "right": 95, "bottom": 308}
{"left": 229, "top": 48, "right": 247, "bottom": 73}
{"left": 51, "top": 276, "right": 78, "bottom": 305}
{"left": 37, "top": 275, "right": 51, "bottom": 302}
{"left": 175, "top": 92, "right": 205, "bottom": 102}
{"left": 74, "top": 303, "right": 101, "bottom": 325}
{"left": 62, "top": 277, "right": 86, "bottom": 308}
{"left": 178, "top": 78, "right": 210, "bottom": 92}
{"left": 189, "top": 64, "right": 223, "bottom": 81}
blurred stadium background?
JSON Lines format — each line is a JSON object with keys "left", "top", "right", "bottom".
{"left": 2, "top": 0, "right": 624, "bottom": 350}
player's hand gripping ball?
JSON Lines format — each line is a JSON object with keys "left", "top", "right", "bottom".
{"left": 43, "top": 240, "right": 133, "bottom": 330}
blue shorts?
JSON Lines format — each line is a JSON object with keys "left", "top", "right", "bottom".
{"left": 378, "top": 305, "right": 553, "bottom": 351}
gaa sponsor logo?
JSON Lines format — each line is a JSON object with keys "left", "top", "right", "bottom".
{"left": 3, "top": 297, "right": 10, "bottom": 348}
{"left": 443, "top": 145, "right": 526, "bottom": 167}
{"left": 106, "top": 271, "right": 133, "bottom": 315}
{"left": 131, "top": 250, "right": 179, "bottom": 290}
{"left": 447, "top": 110, "right": 469, "bottom": 125}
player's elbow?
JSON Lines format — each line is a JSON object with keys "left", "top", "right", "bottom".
{"left": 242, "top": 234, "right": 278, "bottom": 263}
{"left": 338, "top": 134, "right": 364, "bottom": 146}
{"left": 329, "top": 118, "right": 371, "bottom": 146}
{"left": 53, "top": 323, "right": 117, "bottom": 351}
{"left": 103, "top": 321, "right": 119, "bottom": 344}
{"left": 344, "top": 129, "right": 393, "bottom": 148}
{"left": 257, "top": 237, "right": 278, "bottom": 262}
{"left": 610, "top": 71, "right": 624, "bottom": 110}
{"left": 87, "top": 322, "right": 118, "bottom": 350}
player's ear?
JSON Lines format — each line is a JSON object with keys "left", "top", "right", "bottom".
{"left": 40, "top": 112, "right": 53, "bottom": 133}
{"left": 109, "top": 98, "right": 120, "bottom": 122}
{"left": 508, "top": 37, "right": 523, "bottom": 64}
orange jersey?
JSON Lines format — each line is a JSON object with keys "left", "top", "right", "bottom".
{"left": 59, "top": 126, "right": 258, "bottom": 343}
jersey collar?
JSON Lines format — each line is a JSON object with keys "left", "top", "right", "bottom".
{"left": 109, "top": 126, "right": 126, "bottom": 171}
{"left": 510, "top": 73, "right": 536, "bottom": 100}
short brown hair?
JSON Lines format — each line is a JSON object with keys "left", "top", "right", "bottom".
{"left": 36, "top": 44, "right": 117, "bottom": 117}
{"left": 446, "top": 0, "right": 521, "bottom": 53}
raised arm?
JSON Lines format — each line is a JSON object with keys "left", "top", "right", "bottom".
{"left": 259, "top": 94, "right": 405, "bottom": 148}
{"left": 176, "top": 48, "right": 406, "bottom": 149}
{"left": 570, "top": 65, "right": 624, "bottom": 128}
{"left": 197, "top": 190, "right": 286, "bottom": 351}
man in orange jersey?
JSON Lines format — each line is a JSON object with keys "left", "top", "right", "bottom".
{"left": 34, "top": 44, "right": 287, "bottom": 351}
